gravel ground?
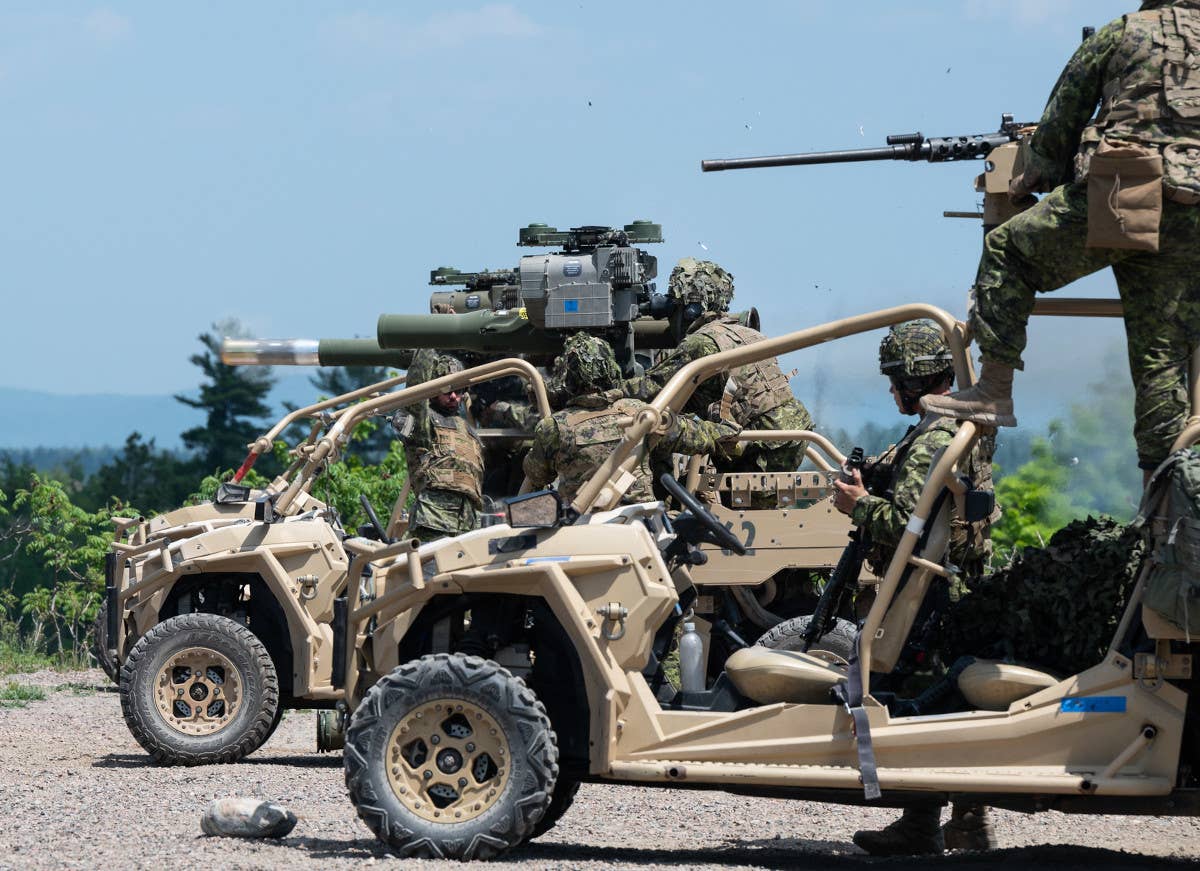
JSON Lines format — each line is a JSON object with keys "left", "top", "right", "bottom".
{"left": 1, "top": 669, "right": 1198, "bottom": 870}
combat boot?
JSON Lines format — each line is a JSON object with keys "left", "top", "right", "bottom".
{"left": 941, "top": 803, "right": 997, "bottom": 852}
{"left": 920, "top": 362, "right": 1018, "bottom": 428}
{"left": 852, "top": 805, "right": 944, "bottom": 856}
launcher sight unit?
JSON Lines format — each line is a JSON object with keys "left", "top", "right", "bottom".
{"left": 378, "top": 220, "right": 675, "bottom": 373}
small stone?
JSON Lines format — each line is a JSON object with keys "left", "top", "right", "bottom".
{"left": 200, "top": 797, "right": 297, "bottom": 839}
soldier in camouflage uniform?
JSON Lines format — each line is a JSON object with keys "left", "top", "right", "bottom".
{"left": 624, "top": 259, "right": 814, "bottom": 474}
{"left": 524, "top": 333, "right": 741, "bottom": 506}
{"left": 925, "top": 0, "right": 1200, "bottom": 481}
{"left": 833, "top": 321, "right": 997, "bottom": 856}
{"left": 392, "top": 350, "right": 485, "bottom": 542}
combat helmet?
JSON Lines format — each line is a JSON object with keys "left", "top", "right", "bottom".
{"left": 879, "top": 320, "right": 955, "bottom": 412}
{"left": 407, "top": 349, "right": 464, "bottom": 389}
{"left": 558, "top": 332, "right": 621, "bottom": 396}
{"left": 669, "top": 258, "right": 735, "bottom": 316}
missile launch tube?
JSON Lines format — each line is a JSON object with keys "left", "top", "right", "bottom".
{"left": 377, "top": 310, "right": 561, "bottom": 353}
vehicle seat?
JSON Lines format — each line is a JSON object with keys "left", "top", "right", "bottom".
{"left": 723, "top": 647, "right": 845, "bottom": 705}
{"left": 956, "top": 660, "right": 1058, "bottom": 711}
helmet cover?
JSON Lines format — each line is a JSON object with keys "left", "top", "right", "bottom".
{"left": 669, "top": 258, "right": 735, "bottom": 314}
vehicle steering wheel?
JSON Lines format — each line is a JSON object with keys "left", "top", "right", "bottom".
{"left": 658, "top": 473, "right": 747, "bottom": 555}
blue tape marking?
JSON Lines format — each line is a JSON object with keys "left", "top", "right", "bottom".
{"left": 563, "top": 299, "right": 580, "bottom": 313}
{"left": 525, "top": 556, "right": 570, "bottom": 564}
{"left": 1060, "top": 696, "right": 1126, "bottom": 713}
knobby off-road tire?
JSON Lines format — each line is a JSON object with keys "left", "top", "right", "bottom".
{"left": 119, "top": 613, "right": 279, "bottom": 766}
{"left": 344, "top": 653, "right": 558, "bottom": 861}
{"left": 756, "top": 614, "right": 857, "bottom": 665}
{"left": 92, "top": 599, "right": 119, "bottom": 684}
{"left": 526, "top": 776, "right": 580, "bottom": 841}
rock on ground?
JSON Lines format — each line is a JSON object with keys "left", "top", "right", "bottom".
{"left": 0, "top": 669, "right": 1197, "bottom": 870}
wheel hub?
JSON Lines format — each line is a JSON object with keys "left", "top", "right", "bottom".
{"left": 153, "top": 647, "right": 242, "bottom": 736}
{"left": 386, "top": 701, "right": 509, "bottom": 824}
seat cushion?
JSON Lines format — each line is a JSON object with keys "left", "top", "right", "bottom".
{"left": 724, "top": 647, "right": 845, "bottom": 705}
{"left": 957, "top": 660, "right": 1058, "bottom": 711}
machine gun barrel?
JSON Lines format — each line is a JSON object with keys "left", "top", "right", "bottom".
{"left": 701, "top": 115, "right": 1032, "bottom": 172}
{"left": 702, "top": 144, "right": 919, "bottom": 172}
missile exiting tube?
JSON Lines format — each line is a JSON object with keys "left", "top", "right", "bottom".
{"left": 220, "top": 337, "right": 412, "bottom": 368}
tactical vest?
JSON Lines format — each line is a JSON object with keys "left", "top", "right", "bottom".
{"left": 556, "top": 396, "right": 653, "bottom": 504}
{"left": 703, "top": 318, "right": 796, "bottom": 423}
{"left": 1080, "top": 3, "right": 1200, "bottom": 200}
{"left": 414, "top": 409, "right": 484, "bottom": 506}
{"left": 865, "top": 419, "right": 997, "bottom": 574}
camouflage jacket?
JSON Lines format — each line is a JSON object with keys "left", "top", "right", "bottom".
{"left": 851, "top": 416, "right": 996, "bottom": 580}
{"left": 1027, "top": 3, "right": 1200, "bottom": 196}
{"left": 404, "top": 402, "right": 484, "bottom": 534}
{"left": 624, "top": 314, "right": 812, "bottom": 429}
{"left": 523, "top": 389, "right": 735, "bottom": 506}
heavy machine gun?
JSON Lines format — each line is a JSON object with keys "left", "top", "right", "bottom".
{"left": 701, "top": 114, "right": 1038, "bottom": 231}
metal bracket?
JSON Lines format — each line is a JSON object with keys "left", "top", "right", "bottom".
{"left": 297, "top": 574, "right": 320, "bottom": 601}
{"left": 1135, "top": 643, "right": 1192, "bottom": 682}
{"left": 597, "top": 602, "right": 628, "bottom": 641}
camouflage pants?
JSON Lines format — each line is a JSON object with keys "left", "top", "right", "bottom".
{"left": 408, "top": 489, "right": 478, "bottom": 541}
{"left": 971, "top": 180, "right": 1200, "bottom": 467}
{"left": 719, "top": 399, "right": 815, "bottom": 474}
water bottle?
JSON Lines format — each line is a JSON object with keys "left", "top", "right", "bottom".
{"left": 679, "top": 622, "right": 705, "bottom": 693}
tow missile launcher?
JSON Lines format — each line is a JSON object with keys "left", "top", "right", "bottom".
{"left": 223, "top": 220, "right": 686, "bottom": 375}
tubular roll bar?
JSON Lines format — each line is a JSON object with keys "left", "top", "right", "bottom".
{"left": 232, "top": 374, "right": 408, "bottom": 482}
{"left": 570, "top": 303, "right": 972, "bottom": 516}
{"left": 275, "top": 358, "right": 550, "bottom": 514}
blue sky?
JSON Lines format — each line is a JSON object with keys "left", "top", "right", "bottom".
{"left": 0, "top": 0, "right": 1133, "bottom": 434}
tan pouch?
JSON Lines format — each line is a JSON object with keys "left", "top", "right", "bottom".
{"left": 1086, "top": 141, "right": 1164, "bottom": 252}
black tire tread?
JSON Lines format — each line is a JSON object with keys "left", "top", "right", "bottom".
{"left": 119, "top": 613, "right": 279, "bottom": 766}
{"left": 756, "top": 614, "right": 857, "bottom": 661}
{"left": 92, "top": 600, "right": 120, "bottom": 684}
{"left": 344, "top": 653, "right": 558, "bottom": 861}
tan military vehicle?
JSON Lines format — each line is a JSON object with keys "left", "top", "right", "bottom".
{"left": 103, "top": 361, "right": 551, "bottom": 765}
{"left": 332, "top": 301, "right": 1200, "bottom": 860}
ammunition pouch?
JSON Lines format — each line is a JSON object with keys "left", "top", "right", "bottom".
{"left": 1086, "top": 142, "right": 1164, "bottom": 252}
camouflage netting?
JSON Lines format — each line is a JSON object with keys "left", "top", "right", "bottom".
{"left": 941, "top": 517, "right": 1145, "bottom": 677}
{"left": 878, "top": 319, "right": 953, "bottom": 378}
{"left": 669, "top": 258, "right": 735, "bottom": 314}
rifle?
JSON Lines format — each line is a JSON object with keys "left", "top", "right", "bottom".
{"left": 803, "top": 446, "right": 868, "bottom": 652}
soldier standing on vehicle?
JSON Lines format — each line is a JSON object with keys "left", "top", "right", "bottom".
{"left": 832, "top": 321, "right": 998, "bottom": 856}
{"left": 524, "top": 333, "right": 741, "bottom": 505}
{"left": 391, "top": 351, "right": 485, "bottom": 542}
{"left": 624, "top": 259, "right": 814, "bottom": 473}
{"left": 923, "top": 1, "right": 1200, "bottom": 485}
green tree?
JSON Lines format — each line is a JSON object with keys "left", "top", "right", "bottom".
{"left": 77, "top": 432, "right": 196, "bottom": 513}
{"left": 175, "top": 319, "right": 277, "bottom": 476}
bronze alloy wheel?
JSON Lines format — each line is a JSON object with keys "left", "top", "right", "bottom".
{"left": 153, "top": 646, "right": 243, "bottom": 736}
{"left": 120, "top": 613, "right": 278, "bottom": 765}
{"left": 385, "top": 699, "right": 510, "bottom": 824}
{"left": 344, "top": 653, "right": 558, "bottom": 860}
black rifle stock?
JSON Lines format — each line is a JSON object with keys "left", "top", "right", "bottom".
{"left": 803, "top": 446, "right": 867, "bottom": 652}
